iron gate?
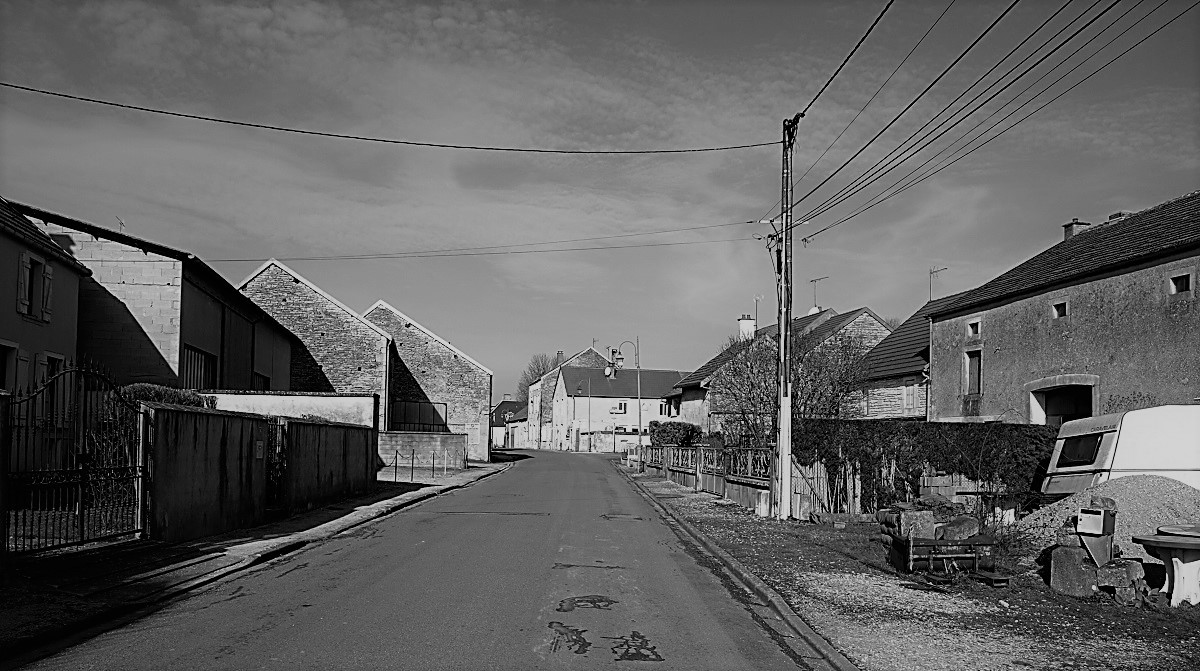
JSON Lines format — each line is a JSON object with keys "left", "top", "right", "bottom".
{"left": 2, "top": 364, "right": 146, "bottom": 553}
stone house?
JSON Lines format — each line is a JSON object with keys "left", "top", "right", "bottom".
{"left": 239, "top": 259, "right": 392, "bottom": 425}
{"left": 858, "top": 292, "right": 966, "bottom": 419}
{"left": 490, "top": 396, "right": 523, "bottom": 449}
{"left": 927, "top": 190, "right": 1200, "bottom": 426}
{"left": 526, "top": 347, "right": 610, "bottom": 450}
{"left": 668, "top": 308, "right": 889, "bottom": 432}
{"left": 505, "top": 406, "right": 529, "bottom": 451}
{"left": 0, "top": 197, "right": 90, "bottom": 391}
{"left": 17, "top": 202, "right": 294, "bottom": 390}
{"left": 364, "top": 300, "right": 493, "bottom": 460}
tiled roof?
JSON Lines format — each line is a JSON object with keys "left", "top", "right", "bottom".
{"left": 674, "top": 309, "right": 836, "bottom": 390}
{"left": 930, "top": 190, "right": 1200, "bottom": 318}
{"left": 799, "top": 308, "right": 884, "bottom": 345}
{"left": 491, "top": 400, "right": 523, "bottom": 427}
{"left": 860, "top": 292, "right": 968, "bottom": 382}
{"left": 561, "top": 367, "right": 686, "bottom": 399}
{"left": 0, "top": 197, "right": 90, "bottom": 274}
{"left": 507, "top": 407, "right": 528, "bottom": 422}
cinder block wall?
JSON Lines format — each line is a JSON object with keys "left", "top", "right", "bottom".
{"left": 41, "top": 223, "right": 183, "bottom": 383}
{"left": 242, "top": 264, "right": 388, "bottom": 415}
{"left": 365, "top": 305, "right": 491, "bottom": 460}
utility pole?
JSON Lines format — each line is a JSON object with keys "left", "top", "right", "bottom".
{"left": 776, "top": 113, "right": 802, "bottom": 521}
{"left": 929, "top": 266, "right": 948, "bottom": 301}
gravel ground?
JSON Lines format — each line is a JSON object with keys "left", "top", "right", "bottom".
{"left": 1017, "top": 475, "right": 1200, "bottom": 563}
{"left": 633, "top": 472, "right": 1200, "bottom": 671}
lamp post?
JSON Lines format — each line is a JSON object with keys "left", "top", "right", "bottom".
{"left": 611, "top": 338, "right": 642, "bottom": 469}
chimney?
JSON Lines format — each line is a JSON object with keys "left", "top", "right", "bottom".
{"left": 738, "top": 314, "right": 757, "bottom": 339}
{"left": 1108, "top": 211, "right": 1129, "bottom": 221}
{"left": 502, "top": 393, "right": 512, "bottom": 401}
{"left": 1062, "top": 218, "right": 1091, "bottom": 241}
{"left": 555, "top": 350, "right": 564, "bottom": 367}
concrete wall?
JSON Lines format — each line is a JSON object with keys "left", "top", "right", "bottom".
{"left": 1, "top": 235, "right": 81, "bottom": 390}
{"left": 282, "top": 420, "right": 374, "bottom": 511}
{"left": 364, "top": 304, "right": 491, "bottom": 461}
{"left": 677, "top": 387, "right": 710, "bottom": 431}
{"left": 208, "top": 391, "right": 378, "bottom": 427}
{"left": 377, "top": 431, "right": 468, "bottom": 469}
{"left": 929, "top": 254, "right": 1200, "bottom": 423}
{"left": 506, "top": 420, "right": 529, "bottom": 450}
{"left": 241, "top": 263, "right": 388, "bottom": 424}
{"left": 146, "top": 404, "right": 269, "bottom": 543}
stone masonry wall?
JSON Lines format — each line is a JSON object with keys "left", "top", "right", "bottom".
{"left": 365, "top": 305, "right": 492, "bottom": 461}
{"left": 40, "top": 223, "right": 183, "bottom": 384}
{"left": 377, "top": 431, "right": 468, "bottom": 469}
{"left": 864, "top": 378, "right": 928, "bottom": 419}
{"left": 241, "top": 264, "right": 388, "bottom": 422}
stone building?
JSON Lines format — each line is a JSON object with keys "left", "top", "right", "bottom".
{"left": 239, "top": 259, "right": 391, "bottom": 424}
{"left": 0, "top": 197, "right": 90, "bottom": 391}
{"left": 927, "top": 190, "right": 1200, "bottom": 426}
{"left": 364, "top": 300, "right": 492, "bottom": 460}
{"left": 18, "top": 202, "right": 293, "bottom": 390}
{"left": 858, "top": 292, "right": 966, "bottom": 419}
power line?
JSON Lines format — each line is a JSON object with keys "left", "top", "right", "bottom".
{"left": 208, "top": 219, "right": 760, "bottom": 262}
{"left": 796, "top": 0, "right": 1090, "bottom": 225}
{"left": 0, "top": 81, "right": 777, "bottom": 155}
{"left": 781, "top": 0, "right": 1024, "bottom": 223}
{"left": 801, "top": 0, "right": 1198, "bottom": 244}
{"left": 799, "top": 0, "right": 897, "bottom": 118}
{"left": 796, "top": 0, "right": 1127, "bottom": 226}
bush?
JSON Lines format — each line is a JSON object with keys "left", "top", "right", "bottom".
{"left": 122, "top": 383, "right": 216, "bottom": 409}
{"left": 793, "top": 418, "right": 1056, "bottom": 511}
{"left": 648, "top": 420, "right": 703, "bottom": 446}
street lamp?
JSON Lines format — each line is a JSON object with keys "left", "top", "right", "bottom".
{"left": 611, "top": 338, "right": 642, "bottom": 470}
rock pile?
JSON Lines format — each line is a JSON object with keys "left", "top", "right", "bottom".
{"left": 1018, "top": 475, "right": 1200, "bottom": 562}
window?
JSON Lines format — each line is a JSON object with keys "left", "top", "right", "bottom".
{"left": 966, "top": 350, "right": 982, "bottom": 396}
{"left": 612, "top": 401, "right": 627, "bottom": 414}
{"left": 16, "top": 252, "right": 53, "bottom": 321}
{"left": 1056, "top": 433, "right": 1103, "bottom": 468}
{"left": 1052, "top": 302, "right": 1068, "bottom": 319}
{"left": 903, "top": 378, "right": 917, "bottom": 410}
{"left": 0, "top": 343, "right": 15, "bottom": 391}
{"left": 966, "top": 319, "right": 981, "bottom": 337}
{"left": 1170, "top": 273, "right": 1192, "bottom": 295}
{"left": 181, "top": 345, "right": 218, "bottom": 389}
{"left": 659, "top": 400, "right": 669, "bottom": 416}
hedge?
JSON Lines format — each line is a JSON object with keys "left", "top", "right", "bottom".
{"left": 648, "top": 420, "right": 703, "bottom": 446}
{"left": 793, "top": 418, "right": 1056, "bottom": 510}
{"left": 122, "top": 383, "right": 216, "bottom": 409}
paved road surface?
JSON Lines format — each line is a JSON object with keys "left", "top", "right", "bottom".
{"left": 28, "top": 452, "right": 811, "bottom": 670}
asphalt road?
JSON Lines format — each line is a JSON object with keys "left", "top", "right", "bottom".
{"left": 28, "top": 452, "right": 811, "bottom": 670}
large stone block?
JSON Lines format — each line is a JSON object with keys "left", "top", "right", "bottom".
{"left": 1051, "top": 546, "right": 1098, "bottom": 598}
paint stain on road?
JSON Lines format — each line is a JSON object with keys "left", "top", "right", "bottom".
{"left": 556, "top": 595, "right": 618, "bottom": 612}
{"left": 547, "top": 622, "right": 592, "bottom": 654}
{"left": 606, "top": 631, "right": 664, "bottom": 662}
{"left": 552, "top": 562, "right": 625, "bottom": 570}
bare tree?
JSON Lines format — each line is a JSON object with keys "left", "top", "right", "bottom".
{"left": 516, "top": 352, "right": 558, "bottom": 404}
{"left": 707, "top": 330, "right": 871, "bottom": 448}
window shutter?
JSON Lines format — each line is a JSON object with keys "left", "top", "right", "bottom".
{"left": 35, "top": 354, "right": 47, "bottom": 386}
{"left": 17, "top": 251, "right": 30, "bottom": 314}
{"left": 41, "top": 265, "right": 54, "bottom": 322}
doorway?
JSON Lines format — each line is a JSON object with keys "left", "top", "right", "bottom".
{"left": 1032, "top": 384, "right": 1093, "bottom": 429}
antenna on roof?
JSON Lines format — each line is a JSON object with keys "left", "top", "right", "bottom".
{"left": 809, "top": 276, "right": 828, "bottom": 310}
{"left": 929, "top": 266, "right": 948, "bottom": 300}
{"left": 115, "top": 216, "right": 127, "bottom": 233}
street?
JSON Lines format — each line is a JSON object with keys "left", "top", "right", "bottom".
{"left": 28, "top": 452, "right": 810, "bottom": 670}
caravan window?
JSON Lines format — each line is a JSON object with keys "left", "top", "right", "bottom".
{"left": 1057, "top": 434, "right": 1103, "bottom": 468}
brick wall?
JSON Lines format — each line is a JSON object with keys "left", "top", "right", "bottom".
{"left": 364, "top": 303, "right": 492, "bottom": 460}
{"left": 241, "top": 263, "right": 388, "bottom": 422}
{"left": 41, "top": 224, "right": 184, "bottom": 384}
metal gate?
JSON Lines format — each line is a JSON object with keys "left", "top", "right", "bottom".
{"left": 1, "top": 364, "right": 146, "bottom": 553}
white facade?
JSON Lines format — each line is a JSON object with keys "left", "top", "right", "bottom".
{"left": 547, "top": 374, "right": 673, "bottom": 452}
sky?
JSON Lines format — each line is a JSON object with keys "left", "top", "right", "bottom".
{"left": 2, "top": 0, "right": 1198, "bottom": 400}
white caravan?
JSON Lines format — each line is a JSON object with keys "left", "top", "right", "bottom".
{"left": 1040, "top": 405, "right": 1200, "bottom": 496}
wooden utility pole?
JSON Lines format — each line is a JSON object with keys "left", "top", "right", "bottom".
{"left": 776, "top": 113, "right": 802, "bottom": 521}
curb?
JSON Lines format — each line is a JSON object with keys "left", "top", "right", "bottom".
{"left": 2, "top": 463, "right": 514, "bottom": 666}
{"left": 616, "top": 465, "right": 860, "bottom": 671}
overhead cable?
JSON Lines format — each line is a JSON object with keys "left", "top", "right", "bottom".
{"left": 0, "top": 81, "right": 775, "bottom": 155}
{"left": 799, "top": 0, "right": 898, "bottom": 118}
